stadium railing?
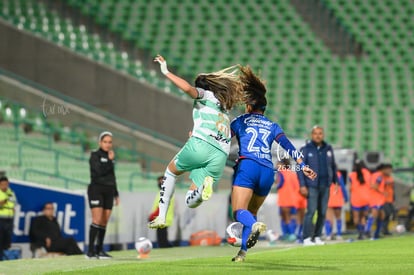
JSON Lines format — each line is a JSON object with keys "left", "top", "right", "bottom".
{"left": 0, "top": 67, "right": 185, "bottom": 148}
{"left": 22, "top": 168, "right": 87, "bottom": 190}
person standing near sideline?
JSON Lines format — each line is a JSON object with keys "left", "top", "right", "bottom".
{"left": 295, "top": 173, "right": 308, "bottom": 241}
{"left": 365, "top": 164, "right": 390, "bottom": 240}
{"left": 149, "top": 176, "right": 174, "bottom": 248}
{"left": 0, "top": 176, "right": 16, "bottom": 260}
{"left": 349, "top": 160, "right": 371, "bottom": 240}
{"left": 276, "top": 158, "right": 300, "bottom": 242}
{"left": 299, "top": 126, "right": 338, "bottom": 246}
{"left": 86, "top": 131, "right": 120, "bottom": 259}
{"left": 382, "top": 165, "right": 395, "bottom": 236}
{"left": 325, "top": 170, "right": 348, "bottom": 240}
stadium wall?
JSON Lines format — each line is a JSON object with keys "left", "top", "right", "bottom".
{"left": 0, "top": 19, "right": 193, "bottom": 143}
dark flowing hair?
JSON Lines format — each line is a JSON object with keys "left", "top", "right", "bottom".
{"left": 238, "top": 66, "right": 267, "bottom": 112}
{"left": 194, "top": 65, "right": 244, "bottom": 111}
{"left": 354, "top": 159, "right": 366, "bottom": 184}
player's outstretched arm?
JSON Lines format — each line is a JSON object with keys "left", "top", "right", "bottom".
{"left": 154, "top": 55, "right": 198, "bottom": 99}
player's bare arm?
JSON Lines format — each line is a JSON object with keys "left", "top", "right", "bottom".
{"left": 154, "top": 55, "right": 198, "bottom": 99}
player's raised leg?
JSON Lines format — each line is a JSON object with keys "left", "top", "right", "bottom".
{"left": 149, "top": 161, "right": 183, "bottom": 229}
{"left": 185, "top": 147, "right": 227, "bottom": 208}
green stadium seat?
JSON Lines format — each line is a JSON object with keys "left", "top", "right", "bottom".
{"left": 1, "top": 0, "right": 413, "bottom": 167}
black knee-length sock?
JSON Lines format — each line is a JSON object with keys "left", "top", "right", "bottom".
{"left": 88, "top": 223, "right": 100, "bottom": 253}
{"left": 96, "top": 226, "right": 106, "bottom": 252}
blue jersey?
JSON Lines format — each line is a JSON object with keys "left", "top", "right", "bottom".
{"left": 231, "top": 113, "right": 286, "bottom": 169}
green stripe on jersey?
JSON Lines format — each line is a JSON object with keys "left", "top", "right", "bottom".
{"left": 191, "top": 89, "right": 231, "bottom": 154}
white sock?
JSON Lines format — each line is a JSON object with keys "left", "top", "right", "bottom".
{"left": 185, "top": 187, "right": 203, "bottom": 208}
{"left": 158, "top": 168, "right": 176, "bottom": 220}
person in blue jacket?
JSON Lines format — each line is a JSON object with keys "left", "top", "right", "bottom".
{"left": 298, "top": 126, "right": 338, "bottom": 246}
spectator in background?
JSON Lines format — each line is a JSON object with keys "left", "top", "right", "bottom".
{"left": 349, "top": 160, "right": 371, "bottom": 240}
{"left": 382, "top": 164, "right": 395, "bottom": 235}
{"left": 0, "top": 176, "right": 16, "bottom": 260}
{"left": 405, "top": 187, "right": 414, "bottom": 232}
{"left": 29, "top": 202, "right": 82, "bottom": 255}
{"left": 325, "top": 170, "right": 348, "bottom": 240}
{"left": 276, "top": 158, "right": 299, "bottom": 242}
{"left": 295, "top": 181, "right": 307, "bottom": 242}
{"left": 149, "top": 176, "right": 174, "bottom": 248}
{"left": 299, "top": 126, "right": 338, "bottom": 246}
{"left": 365, "top": 164, "right": 390, "bottom": 240}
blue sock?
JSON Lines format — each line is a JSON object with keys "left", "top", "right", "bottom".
{"left": 235, "top": 209, "right": 256, "bottom": 251}
{"left": 374, "top": 219, "right": 382, "bottom": 239}
{"left": 289, "top": 219, "right": 297, "bottom": 235}
{"left": 336, "top": 219, "right": 342, "bottom": 236}
{"left": 298, "top": 224, "right": 303, "bottom": 238}
{"left": 281, "top": 221, "right": 289, "bottom": 235}
{"left": 366, "top": 216, "right": 374, "bottom": 233}
{"left": 325, "top": 220, "right": 332, "bottom": 236}
{"left": 241, "top": 225, "right": 250, "bottom": 251}
{"left": 235, "top": 209, "right": 256, "bottom": 228}
{"left": 357, "top": 224, "right": 363, "bottom": 234}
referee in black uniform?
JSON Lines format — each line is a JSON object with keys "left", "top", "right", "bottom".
{"left": 86, "top": 131, "right": 120, "bottom": 259}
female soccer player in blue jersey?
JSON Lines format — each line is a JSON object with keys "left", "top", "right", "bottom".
{"left": 230, "top": 66, "right": 316, "bottom": 262}
{"left": 149, "top": 55, "right": 244, "bottom": 229}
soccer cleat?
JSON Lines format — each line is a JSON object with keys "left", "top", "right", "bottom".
{"left": 185, "top": 189, "right": 203, "bottom": 208}
{"left": 246, "top": 222, "right": 267, "bottom": 249}
{"left": 336, "top": 235, "right": 343, "bottom": 241}
{"left": 97, "top": 251, "right": 112, "bottom": 260}
{"left": 148, "top": 216, "right": 166, "bottom": 229}
{"left": 201, "top": 176, "right": 214, "bottom": 201}
{"left": 85, "top": 251, "right": 98, "bottom": 259}
{"left": 314, "top": 237, "right": 326, "bottom": 245}
{"left": 303, "top": 237, "right": 316, "bottom": 246}
{"left": 231, "top": 250, "right": 246, "bottom": 262}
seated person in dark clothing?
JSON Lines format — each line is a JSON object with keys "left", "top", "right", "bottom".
{"left": 29, "top": 202, "right": 82, "bottom": 255}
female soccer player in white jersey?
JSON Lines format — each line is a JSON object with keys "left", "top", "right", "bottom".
{"left": 149, "top": 55, "right": 244, "bottom": 229}
{"left": 230, "top": 66, "right": 316, "bottom": 262}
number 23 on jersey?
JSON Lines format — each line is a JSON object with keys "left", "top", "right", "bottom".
{"left": 246, "top": 127, "right": 270, "bottom": 153}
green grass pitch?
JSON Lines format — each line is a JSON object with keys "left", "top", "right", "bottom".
{"left": 1, "top": 235, "right": 413, "bottom": 274}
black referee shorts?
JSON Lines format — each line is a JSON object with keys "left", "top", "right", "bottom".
{"left": 87, "top": 184, "right": 116, "bottom": 210}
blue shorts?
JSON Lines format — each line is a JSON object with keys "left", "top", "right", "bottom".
{"left": 370, "top": 205, "right": 384, "bottom": 210}
{"left": 351, "top": 205, "right": 369, "bottom": 211}
{"left": 233, "top": 159, "right": 275, "bottom": 196}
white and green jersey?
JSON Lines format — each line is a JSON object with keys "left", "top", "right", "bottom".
{"left": 191, "top": 88, "right": 231, "bottom": 155}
